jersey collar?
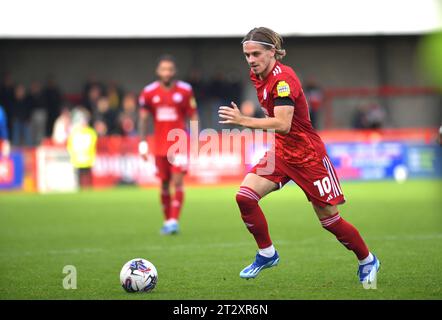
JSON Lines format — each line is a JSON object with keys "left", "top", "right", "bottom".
{"left": 159, "top": 80, "right": 176, "bottom": 91}
{"left": 251, "top": 60, "right": 281, "bottom": 83}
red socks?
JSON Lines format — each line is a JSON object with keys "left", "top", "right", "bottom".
{"left": 320, "top": 212, "right": 369, "bottom": 260}
{"left": 160, "top": 190, "right": 171, "bottom": 220}
{"left": 170, "top": 187, "right": 184, "bottom": 221}
{"left": 161, "top": 187, "right": 184, "bottom": 222}
{"left": 161, "top": 187, "right": 184, "bottom": 221}
{"left": 236, "top": 186, "right": 369, "bottom": 261}
{"left": 236, "top": 186, "right": 273, "bottom": 249}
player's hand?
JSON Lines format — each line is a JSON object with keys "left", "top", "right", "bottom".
{"left": 218, "top": 102, "right": 243, "bottom": 125}
{"left": 138, "top": 140, "right": 149, "bottom": 161}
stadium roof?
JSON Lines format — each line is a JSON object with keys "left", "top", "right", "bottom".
{"left": 1, "top": 0, "right": 441, "bottom": 38}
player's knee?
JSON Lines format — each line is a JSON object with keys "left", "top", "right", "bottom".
{"left": 173, "top": 181, "right": 183, "bottom": 190}
{"left": 171, "top": 174, "right": 184, "bottom": 187}
{"left": 313, "top": 204, "right": 338, "bottom": 220}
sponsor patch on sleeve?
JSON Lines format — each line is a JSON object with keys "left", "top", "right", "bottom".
{"left": 276, "top": 81, "right": 290, "bottom": 98}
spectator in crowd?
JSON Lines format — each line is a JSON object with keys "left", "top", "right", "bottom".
{"left": 352, "top": 105, "right": 369, "bottom": 129}
{"left": 11, "top": 84, "right": 33, "bottom": 146}
{"left": 207, "top": 72, "right": 229, "bottom": 130}
{"left": 207, "top": 71, "right": 243, "bottom": 104}
{"left": 206, "top": 71, "right": 243, "bottom": 130}
{"left": 118, "top": 92, "right": 138, "bottom": 136}
{"left": 0, "top": 105, "right": 10, "bottom": 157}
{"left": 225, "top": 71, "right": 243, "bottom": 105}
{"left": 52, "top": 106, "right": 72, "bottom": 145}
{"left": 187, "top": 68, "right": 208, "bottom": 127}
{"left": 187, "top": 68, "right": 207, "bottom": 103}
{"left": 43, "top": 76, "right": 62, "bottom": 137}
{"left": 365, "top": 103, "right": 386, "bottom": 129}
{"left": 0, "top": 72, "right": 15, "bottom": 135}
{"left": 93, "top": 96, "right": 117, "bottom": 136}
{"left": 83, "top": 74, "right": 102, "bottom": 106}
{"left": 304, "top": 76, "right": 324, "bottom": 129}
{"left": 84, "top": 83, "right": 102, "bottom": 115}
{"left": 352, "top": 103, "right": 387, "bottom": 129}
{"left": 29, "top": 81, "right": 47, "bottom": 145}
{"left": 207, "top": 72, "right": 228, "bottom": 101}
{"left": 106, "top": 80, "right": 123, "bottom": 110}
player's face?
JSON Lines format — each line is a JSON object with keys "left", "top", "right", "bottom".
{"left": 156, "top": 60, "right": 176, "bottom": 86}
{"left": 243, "top": 42, "right": 275, "bottom": 77}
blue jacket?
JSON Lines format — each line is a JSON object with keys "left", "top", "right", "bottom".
{"left": 0, "top": 105, "right": 9, "bottom": 140}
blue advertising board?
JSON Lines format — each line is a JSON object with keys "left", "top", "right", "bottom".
{"left": 0, "top": 152, "right": 24, "bottom": 189}
{"left": 326, "top": 142, "right": 441, "bottom": 181}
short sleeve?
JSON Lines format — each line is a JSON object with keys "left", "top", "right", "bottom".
{"left": 138, "top": 90, "right": 151, "bottom": 111}
{"left": 271, "top": 76, "right": 299, "bottom": 105}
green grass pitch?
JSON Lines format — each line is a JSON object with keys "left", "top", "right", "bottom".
{"left": 0, "top": 180, "right": 441, "bottom": 299}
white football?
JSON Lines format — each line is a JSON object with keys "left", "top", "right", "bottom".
{"left": 120, "top": 258, "right": 158, "bottom": 293}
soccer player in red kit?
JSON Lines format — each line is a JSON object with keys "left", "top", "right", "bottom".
{"left": 139, "top": 55, "right": 198, "bottom": 235}
{"left": 219, "top": 27, "right": 380, "bottom": 286}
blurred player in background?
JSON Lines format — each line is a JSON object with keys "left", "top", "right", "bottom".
{"left": 138, "top": 55, "right": 198, "bottom": 235}
{"left": 0, "top": 105, "right": 11, "bottom": 157}
{"left": 219, "top": 27, "right": 379, "bottom": 286}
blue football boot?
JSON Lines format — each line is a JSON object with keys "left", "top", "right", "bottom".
{"left": 358, "top": 254, "right": 380, "bottom": 288}
{"left": 240, "top": 251, "right": 280, "bottom": 279}
{"left": 160, "top": 221, "right": 179, "bottom": 235}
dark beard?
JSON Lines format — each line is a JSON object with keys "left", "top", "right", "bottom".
{"left": 161, "top": 79, "right": 173, "bottom": 88}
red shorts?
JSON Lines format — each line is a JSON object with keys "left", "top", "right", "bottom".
{"left": 154, "top": 155, "right": 188, "bottom": 181}
{"left": 250, "top": 152, "right": 345, "bottom": 208}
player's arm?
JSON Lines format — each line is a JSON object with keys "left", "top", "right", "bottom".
{"left": 138, "top": 109, "right": 149, "bottom": 139}
{"left": 219, "top": 101, "right": 294, "bottom": 134}
{"left": 186, "top": 93, "right": 199, "bottom": 128}
{"left": 188, "top": 111, "right": 199, "bottom": 133}
{"left": 190, "top": 111, "right": 199, "bottom": 122}
{"left": 138, "top": 94, "right": 150, "bottom": 160}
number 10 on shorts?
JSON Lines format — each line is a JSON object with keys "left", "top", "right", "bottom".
{"left": 313, "top": 177, "right": 332, "bottom": 197}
